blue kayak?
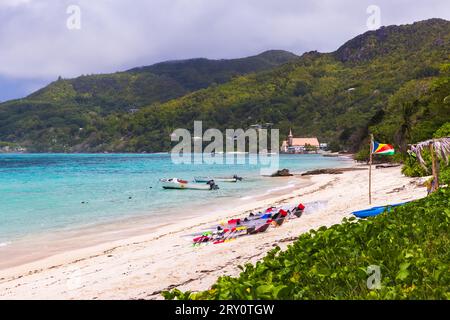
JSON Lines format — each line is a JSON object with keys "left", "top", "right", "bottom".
{"left": 352, "top": 202, "right": 408, "bottom": 218}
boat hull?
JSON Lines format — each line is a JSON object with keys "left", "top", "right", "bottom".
{"left": 194, "top": 177, "right": 239, "bottom": 183}
{"left": 160, "top": 179, "right": 216, "bottom": 190}
{"left": 162, "top": 182, "right": 212, "bottom": 190}
{"left": 352, "top": 202, "right": 408, "bottom": 218}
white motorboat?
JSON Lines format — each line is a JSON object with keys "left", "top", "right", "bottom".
{"left": 160, "top": 178, "right": 219, "bottom": 190}
{"left": 194, "top": 175, "right": 243, "bottom": 183}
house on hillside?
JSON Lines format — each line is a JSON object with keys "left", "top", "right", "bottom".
{"left": 280, "top": 129, "right": 320, "bottom": 154}
{"left": 128, "top": 107, "right": 140, "bottom": 114}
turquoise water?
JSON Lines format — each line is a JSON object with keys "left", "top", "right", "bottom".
{"left": 0, "top": 153, "right": 349, "bottom": 244}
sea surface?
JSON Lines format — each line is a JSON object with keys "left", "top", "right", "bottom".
{"left": 0, "top": 153, "right": 350, "bottom": 245}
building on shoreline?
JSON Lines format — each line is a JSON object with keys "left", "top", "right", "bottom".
{"left": 0, "top": 145, "right": 27, "bottom": 153}
{"left": 280, "top": 129, "right": 320, "bottom": 154}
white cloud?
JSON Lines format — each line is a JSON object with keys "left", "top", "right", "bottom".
{"left": 0, "top": 0, "right": 449, "bottom": 80}
{"left": 0, "top": 0, "right": 31, "bottom": 7}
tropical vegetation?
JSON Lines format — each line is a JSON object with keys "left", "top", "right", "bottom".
{"left": 163, "top": 187, "right": 450, "bottom": 300}
{"left": 0, "top": 19, "right": 449, "bottom": 153}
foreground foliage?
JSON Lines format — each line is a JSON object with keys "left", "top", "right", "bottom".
{"left": 164, "top": 188, "right": 450, "bottom": 300}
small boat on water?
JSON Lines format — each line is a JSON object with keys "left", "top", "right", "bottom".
{"left": 352, "top": 202, "right": 408, "bottom": 218}
{"left": 160, "top": 178, "right": 219, "bottom": 190}
{"left": 194, "top": 175, "right": 243, "bottom": 183}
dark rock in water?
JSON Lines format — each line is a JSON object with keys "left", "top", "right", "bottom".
{"left": 322, "top": 153, "right": 340, "bottom": 157}
{"left": 271, "top": 169, "right": 293, "bottom": 177}
{"left": 375, "top": 164, "right": 401, "bottom": 169}
{"left": 302, "top": 168, "right": 344, "bottom": 175}
{"left": 301, "top": 167, "right": 367, "bottom": 176}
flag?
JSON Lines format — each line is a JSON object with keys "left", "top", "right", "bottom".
{"left": 372, "top": 141, "right": 395, "bottom": 155}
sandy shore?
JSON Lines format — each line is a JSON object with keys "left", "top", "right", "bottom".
{"left": 0, "top": 164, "right": 428, "bottom": 299}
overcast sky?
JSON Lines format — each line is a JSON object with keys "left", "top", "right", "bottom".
{"left": 0, "top": 0, "right": 449, "bottom": 101}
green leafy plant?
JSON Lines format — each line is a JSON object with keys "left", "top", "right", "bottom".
{"left": 164, "top": 188, "right": 450, "bottom": 300}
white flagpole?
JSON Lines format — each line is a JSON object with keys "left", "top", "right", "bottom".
{"left": 369, "top": 134, "right": 374, "bottom": 205}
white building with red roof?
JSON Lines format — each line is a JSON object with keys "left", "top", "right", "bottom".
{"left": 281, "top": 129, "right": 320, "bottom": 153}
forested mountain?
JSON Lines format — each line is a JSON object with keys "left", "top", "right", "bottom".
{"left": 0, "top": 19, "right": 449, "bottom": 153}
{"left": 22, "top": 50, "right": 298, "bottom": 113}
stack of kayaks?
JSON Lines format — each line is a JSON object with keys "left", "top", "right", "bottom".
{"left": 192, "top": 203, "right": 305, "bottom": 245}
{"left": 352, "top": 202, "right": 408, "bottom": 218}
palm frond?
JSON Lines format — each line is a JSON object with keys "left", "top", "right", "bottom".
{"left": 409, "top": 137, "right": 450, "bottom": 169}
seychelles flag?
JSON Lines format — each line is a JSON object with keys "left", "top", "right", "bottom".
{"left": 372, "top": 141, "right": 395, "bottom": 155}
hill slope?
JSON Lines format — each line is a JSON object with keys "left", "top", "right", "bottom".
{"left": 119, "top": 19, "right": 450, "bottom": 152}
{"left": 23, "top": 50, "right": 298, "bottom": 113}
{"left": 0, "top": 19, "right": 449, "bottom": 152}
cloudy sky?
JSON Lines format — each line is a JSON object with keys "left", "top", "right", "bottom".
{"left": 0, "top": 0, "right": 449, "bottom": 101}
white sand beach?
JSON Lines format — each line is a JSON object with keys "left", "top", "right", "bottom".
{"left": 0, "top": 164, "right": 428, "bottom": 300}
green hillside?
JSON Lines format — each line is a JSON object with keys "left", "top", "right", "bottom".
{"left": 24, "top": 50, "right": 298, "bottom": 113}
{"left": 0, "top": 19, "right": 449, "bottom": 152}
{"left": 120, "top": 19, "right": 450, "bottom": 152}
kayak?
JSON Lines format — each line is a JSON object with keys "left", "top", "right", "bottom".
{"left": 215, "top": 203, "right": 304, "bottom": 230}
{"left": 194, "top": 175, "right": 243, "bottom": 183}
{"left": 160, "top": 178, "right": 219, "bottom": 190}
{"left": 352, "top": 206, "right": 388, "bottom": 218}
{"left": 352, "top": 202, "right": 408, "bottom": 218}
{"left": 193, "top": 221, "right": 271, "bottom": 245}
{"left": 239, "top": 203, "right": 305, "bottom": 223}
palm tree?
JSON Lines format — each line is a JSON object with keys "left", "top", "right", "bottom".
{"left": 410, "top": 137, "right": 450, "bottom": 193}
{"left": 396, "top": 100, "right": 419, "bottom": 153}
